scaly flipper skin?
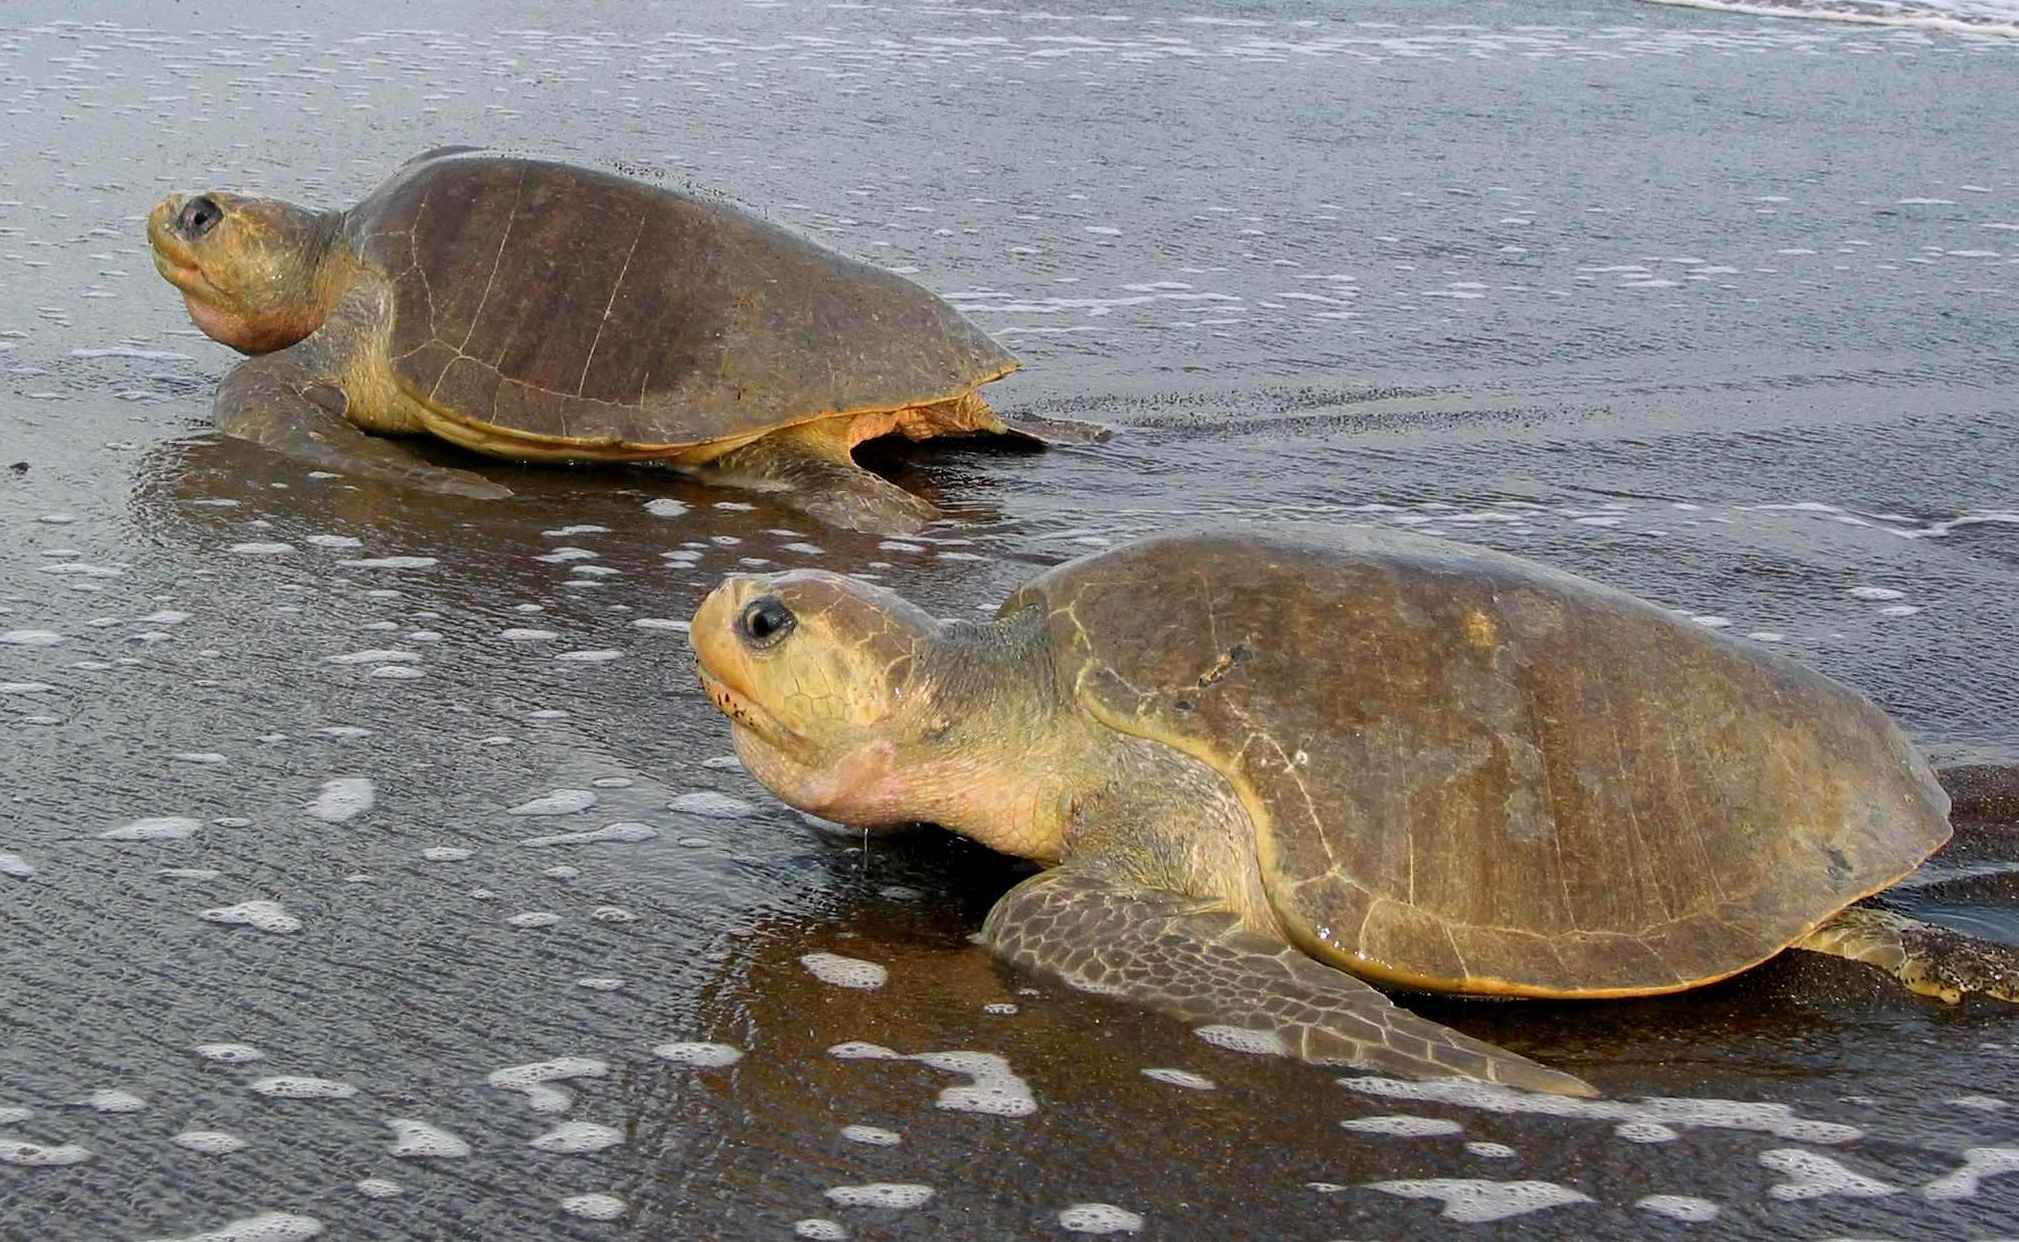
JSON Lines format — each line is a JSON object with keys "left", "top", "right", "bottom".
{"left": 701, "top": 420, "right": 938, "bottom": 535}
{"left": 214, "top": 301, "right": 510, "bottom": 500}
{"left": 981, "top": 867, "right": 1598, "bottom": 1097}
{"left": 1794, "top": 905, "right": 2019, "bottom": 1003}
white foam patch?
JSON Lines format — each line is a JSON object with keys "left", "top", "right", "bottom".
{"left": 1924, "top": 1147, "right": 2019, "bottom": 1200}
{"left": 825, "top": 1183, "right": 934, "bottom": 1210}
{"left": 195, "top": 1043, "right": 264, "bottom": 1064}
{"left": 1467, "top": 1142, "right": 1516, "bottom": 1159}
{"left": 173, "top": 1130, "right": 249, "bottom": 1155}
{"left": 228, "top": 543, "right": 294, "bottom": 556}
{"left": 654, "top": 1042, "right": 745, "bottom": 1068}
{"left": 386, "top": 1118, "right": 471, "bottom": 1158}
{"left": 520, "top": 822, "right": 658, "bottom": 848}
{"left": 0, "top": 631, "right": 67, "bottom": 645}
{"left": 1340, "top": 1077, "right": 1861, "bottom": 1142}
{"left": 1, "top": 682, "right": 56, "bottom": 693}
{"left": 200, "top": 900, "right": 301, "bottom": 933}
{"left": 248, "top": 1076, "right": 355, "bottom": 1100}
{"left": 0, "top": 1137, "right": 92, "bottom": 1166}
{"left": 529, "top": 1121, "right": 623, "bottom": 1154}
{"left": 1360, "top": 1178, "right": 1594, "bottom": 1222}
{"left": 1342, "top": 1114, "right": 1465, "bottom": 1137}
{"left": 488, "top": 1057, "right": 609, "bottom": 1113}
{"left": 829, "top": 1043, "right": 1036, "bottom": 1117}
{"left": 508, "top": 912, "right": 561, "bottom": 928}
{"left": 0, "top": 1107, "right": 29, "bottom": 1125}
{"left": 356, "top": 1178, "right": 402, "bottom": 1199}
{"left": 632, "top": 617, "right": 690, "bottom": 631}
{"left": 508, "top": 789, "right": 597, "bottom": 815}
{"left": 422, "top": 847, "right": 472, "bottom": 862}
{"left": 1194, "top": 1024, "right": 1288, "bottom": 1057}
{"left": 578, "top": 977, "right": 625, "bottom": 991}
{"left": 841, "top": 1124, "right": 900, "bottom": 1146}
{"left": 1759, "top": 1148, "right": 1899, "bottom": 1200}
{"left": 0, "top": 853, "right": 35, "bottom": 878}
{"left": 100, "top": 816, "right": 201, "bottom": 841}
{"left": 645, "top": 498, "right": 689, "bottom": 518}
{"left": 801, "top": 953, "right": 887, "bottom": 990}
{"left": 1636, "top": 1194, "right": 1719, "bottom": 1221}
{"left": 306, "top": 535, "right": 363, "bottom": 549}
{"left": 556, "top": 649, "right": 623, "bottom": 662}
{"left": 1141, "top": 1068, "right": 1215, "bottom": 1090}
{"left": 325, "top": 649, "right": 419, "bottom": 665}
{"left": 1058, "top": 1203, "right": 1144, "bottom": 1234}
{"left": 669, "top": 791, "right": 756, "bottom": 818}
{"left": 501, "top": 628, "right": 559, "bottom": 641}
{"left": 338, "top": 557, "right": 437, "bottom": 569}
{"left": 793, "top": 1221, "right": 847, "bottom": 1240}
{"left": 1948, "top": 1095, "right": 2006, "bottom": 1112}
{"left": 561, "top": 1194, "right": 626, "bottom": 1221}
{"left": 1615, "top": 1121, "right": 1679, "bottom": 1143}
{"left": 305, "top": 778, "right": 375, "bottom": 822}
{"left": 136, "top": 1212, "right": 324, "bottom": 1241}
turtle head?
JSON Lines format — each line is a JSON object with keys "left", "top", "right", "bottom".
{"left": 691, "top": 569, "right": 1069, "bottom": 857}
{"left": 147, "top": 190, "right": 343, "bottom": 354}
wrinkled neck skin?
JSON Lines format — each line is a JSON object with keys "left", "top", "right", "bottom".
{"left": 734, "top": 607, "right": 1104, "bottom": 865}
{"left": 184, "top": 208, "right": 352, "bottom": 355}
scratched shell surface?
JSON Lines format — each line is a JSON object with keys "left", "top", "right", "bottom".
{"left": 1004, "top": 526, "right": 1953, "bottom": 996}
{"left": 347, "top": 152, "right": 1017, "bottom": 446}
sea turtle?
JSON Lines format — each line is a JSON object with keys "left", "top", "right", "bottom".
{"left": 689, "top": 525, "right": 2019, "bottom": 1096}
{"left": 146, "top": 147, "right": 1082, "bottom": 532}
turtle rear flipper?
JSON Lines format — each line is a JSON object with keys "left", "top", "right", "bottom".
{"left": 981, "top": 867, "right": 1597, "bottom": 1098}
{"left": 699, "top": 419, "right": 938, "bottom": 535}
{"left": 215, "top": 312, "right": 510, "bottom": 500}
{"left": 1795, "top": 906, "right": 2019, "bottom": 1003}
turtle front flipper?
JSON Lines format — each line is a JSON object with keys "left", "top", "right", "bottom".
{"left": 980, "top": 867, "right": 1597, "bottom": 1097}
{"left": 698, "top": 420, "right": 938, "bottom": 535}
{"left": 1795, "top": 906, "right": 2019, "bottom": 1003}
{"left": 215, "top": 351, "right": 510, "bottom": 501}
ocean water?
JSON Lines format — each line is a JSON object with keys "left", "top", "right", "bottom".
{"left": 3, "top": 0, "right": 2017, "bottom": 1237}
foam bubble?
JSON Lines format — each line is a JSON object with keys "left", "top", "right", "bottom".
{"left": 1194, "top": 1025, "right": 1287, "bottom": 1056}
{"left": 1848, "top": 586, "right": 1905, "bottom": 600}
{"left": 508, "top": 790, "right": 597, "bottom": 816}
{"left": 556, "top": 649, "right": 623, "bottom": 662}
{"left": 1057, "top": 1203, "right": 1144, "bottom": 1234}
{"left": 0, "top": 1137, "right": 92, "bottom": 1166}
{"left": 1342, "top": 1115, "right": 1465, "bottom": 1137}
{"left": 305, "top": 778, "right": 375, "bottom": 823}
{"left": 79, "top": 1088, "right": 146, "bottom": 1112}
{"left": 841, "top": 1124, "right": 900, "bottom": 1146}
{"left": 136, "top": 1211, "right": 324, "bottom": 1241}
{"left": 1923, "top": 1147, "right": 2019, "bottom": 1200}
{"left": 632, "top": 617, "right": 690, "bottom": 631}
{"left": 1615, "top": 1121, "right": 1679, "bottom": 1143}
{"left": 1467, "top": 1142, "right": 1516, "bottom": 1158}
{"left": 654, "top": 1042, "right": 745, "bottom": 1068}
{"left": 488, "top": 1057, "right": 609, "bottom": 1113}
{"left": 356, "top": 1179, "right": 402, "bottom": 1199}
{"left": 801, "top": 952, "right": 887, "bottom": 990}
{"left": 386, "top": 1119, "right": 471, "bottom": 1158}
{"left": 561, "top": 1194, "right": 626, "bottom": 1221}
{"left": 173, "top": 1130, "right": 249, "bottom": 1155}
{"left": 200, "top": 900, "right": 301, "bottom": 933}
{"left": 306, "top": 535, "right": 363, "bottom": 549}
{"left": 520, "top": 822, "right": 657, "bottom": 848}
{"left": 508, "top": 912, "right": 561, "bottom": 928}
{"left": 501, "top": 628, "right": 559, "bottom": 641}
{"left": 1360, "top": 1178, "right": 1594, "bottom": 1222}
{"left": 338, "top": 557, "right": 437, "bottom": 569}
{"left": 591, "top": 906, "right": 637, "bottom": 923}
{"left": 577, "top": 977, "right": 626, "bottom": 991}
{"left": 1759, "top": 1148, "right": 1899, "bottom": 1200}
{"left": 422, "top": 847, "right": 473, "bottom": 862}
{"left": 0, "top": 853, "right": 35, "bottom": 879}
{"left": 1141, "top": 1068, "right": 1215, "bottom": 1090}
{"left": 1339, "top": 1077, "right": 1861, "bottom": 1143}
{"left": 645, "top": 498, "right": 688, "bottom": 518}
{"left": 248, "top": 1076, "right": 355, "bottom": 1100}
{"left": 793, "top": 1221, "right": 848, "bottom": 1240}
{"left": 669, "top": 791, "right": 756, "bottom": 818}
{"left": 228, "top": 543, "right": 294, "bottom": 556}
{"left": 529, "top": 1121, "right": 623, "bottom": 1154}
{"left": 1636, "top": 1194, "right": 1719, "bottom": 1221}
{"left": 325, "top": 649, "right": 420, "bottom": 665}
{"left": 195, "top": 1043, "right": 264, "bottom": 1064}
{"left": 824, "top": 1183, "right": 934, "bottom": 1210}
{"left": 100, "top": 816, "right": 201, "bottom": 841}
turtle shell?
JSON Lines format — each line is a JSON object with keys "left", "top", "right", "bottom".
{"left": 1003, "top": 526, "right": 1951, "bottom": 998}
{"left": 345, "top": 151, "right": 1016, "bottom": 450}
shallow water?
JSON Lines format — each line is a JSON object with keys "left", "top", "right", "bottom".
{"left": 3, "top": 0, "right": 2018, "bottom": 1238}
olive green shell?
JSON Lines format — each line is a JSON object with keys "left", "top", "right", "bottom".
{"left": 344, "top": 150, "right": 1016, "bottom": 445}
{"left": 1003, "top": 526, "right": 1952, "bottom": 998}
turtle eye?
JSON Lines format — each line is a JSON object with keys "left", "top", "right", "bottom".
{"left": 737, "top": 596, "right": 797, "bottom": 650}
{"left": 179, "top": 195, "right": 222, "bottom": 239}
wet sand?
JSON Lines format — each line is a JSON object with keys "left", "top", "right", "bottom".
{"left": 3, "top": 0, "right": 2017, "bottom": 1237}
